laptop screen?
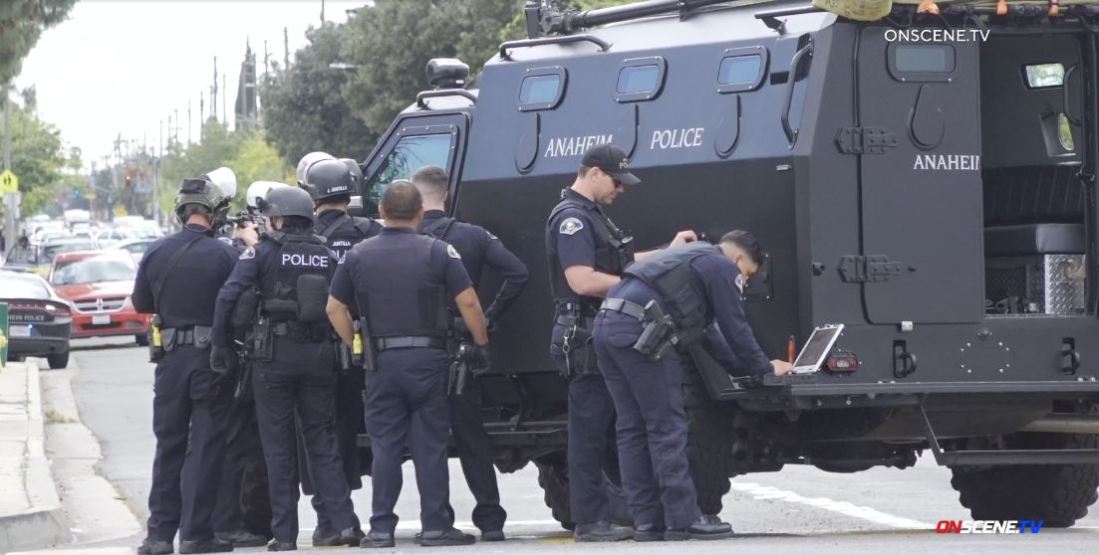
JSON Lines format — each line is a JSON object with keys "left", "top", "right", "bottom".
{"left": 793, "top": 325, "right": 844, "bottom": 373}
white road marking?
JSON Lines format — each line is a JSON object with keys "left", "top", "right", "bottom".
{"left": 730, "top": 482, "right": 933, "bottom": 530}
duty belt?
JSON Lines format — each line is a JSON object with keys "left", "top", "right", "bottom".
{"left": 599, "top": 297, "right": 648, "bottom": 322}
{"left": 163, "top": 325, "right": 212, "bottom": 346}
{"left": 271, "top": 322, "right": 329, "bottom": 342}
{"left": 373, "top": 336, "right": 448, "bottom": 351}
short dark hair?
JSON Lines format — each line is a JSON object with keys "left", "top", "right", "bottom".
{"left": 281, "top": 215, "right": 313, "bottom": 232}
{"left": 381, "top": 180, "right": 423, "bottom": 221}
{"left": 180, "top": 204, "right": 211, "bottom": 221}
{"left": 720, "top": 230, "right": 763, "bottom": 265}
{"left": 410, "top": 166, "right": 449, "bottom": 201}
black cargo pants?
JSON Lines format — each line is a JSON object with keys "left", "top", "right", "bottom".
{"left": 593, "top": 311, "right": 701, "bottom": 530}
{"left": 449, "top": 377, "right": 507, "bottom": 532}
{"left": 365, "top": 348, "right": 452, "bottom": 534}
{"left": 252, "top": 336, "right": 357, "bottom": 543}
{"left": 213, "top": 394, "right": 271, "bottom": 538}
{"left": 303, "top": 365, "right": 365, "bottom": 535}
{"left": 146, "top": 345, "right": 232, "bottom": 543}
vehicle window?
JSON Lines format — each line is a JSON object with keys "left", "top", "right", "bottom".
{"left": 363, "top": 133, "right": 454, "bottom": 213}
{"left": 52, "top": 257, "right": 135, "bottom": 285}
{"left": 124, "top": 243, "right": 149, "bottom": 253}
{"left": 618, "top": 65, "right": 660, "bottom": 94}
{"left": 718, "top": 54, "right": 763, "bottom": 88}
{"left": 893, "top": 45, "right": 955, "bottom": 73}
{"left": 520, "top": 74, "right": 561, "bottom": 105}
{"left": 0, "top": 276, "right": 50, "bottom": 299}
{"left": 1024, "top": 63, "right": 1064, "bottom": 88}
{"left": 42, "top": 240, "right": 95, "bottom": 261}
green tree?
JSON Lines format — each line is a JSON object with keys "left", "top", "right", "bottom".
{"left": 0, "top": 0, "right": 78, "bottom": 86}
{"left": 342, "top": 0, "right": 522, "bottom": 134}
{"left": 260, "top": 23, "right": 374, "bottom": 166}
{"left": 6, "top": 98, "right": 80, "bottom": 215}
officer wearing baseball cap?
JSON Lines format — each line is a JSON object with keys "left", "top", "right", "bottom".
{"left": 544, "top": 143, "right": 696, "bottom": 542}
{"left": 211, "top": 186, "right": 358, "bottom": 551}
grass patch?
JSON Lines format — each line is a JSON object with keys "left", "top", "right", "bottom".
{"left": 44, "top": 409, "right": 77, "bottom": 424}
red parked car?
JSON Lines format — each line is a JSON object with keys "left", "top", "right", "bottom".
{"left": 48, "top": 251, "right": 150, "bottom": 344}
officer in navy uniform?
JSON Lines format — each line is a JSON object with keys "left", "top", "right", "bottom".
{"left": 211, "top": 186, "right": 359, "bottom": 551}
{"left": 326, "top": 181, "right": 490, "bottom": 548}
{"left": 593, "top": 230, "right": 794, "bottom": 541}
{"left": 545, "top": 144, "right": 697, "bottom": 542}
{"left": 132, "top": 175, "right": 241, "bottom": 555}
{"left": 295, "top": 158, "right": 380, "bottom": 545}
{"left": 411, "top": 166, "right": 529, "bottom": 541}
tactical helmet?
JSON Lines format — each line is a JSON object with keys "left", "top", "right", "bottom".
{"left": 174, "top": 174, "right": 231, "bottom": 225}
{"left": 204, "top": 167, "right": 238, "bottom": 200}
{"left": 295, "top": 151, "right": 335, "bottom": 186}
{"left": 340, "top": 158, "right": 364, "bottom": 189}
{"left": 262, "top": 185, "right": 317, "bottom": 223}
{"left": 303, "top": 159, "right": 356, "bottom": 202}
{"left": 246, "top": 181, "right": 283, "bottom": 211}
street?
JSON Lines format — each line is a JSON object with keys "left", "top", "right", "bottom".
{"left": 18, "top": 337, "right": 1097, "bottom": 554}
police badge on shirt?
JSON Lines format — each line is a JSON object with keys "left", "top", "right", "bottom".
{"left": 559, "top": 217, "right": 584, "bottom": 236}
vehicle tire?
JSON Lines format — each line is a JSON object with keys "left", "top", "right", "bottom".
{"left": 135, "top": 334, "right": 149, "bottom": 347}
{"left": 47, "top": 352, "right": 70, "bottom": 370}
{"left": 535, "top": 454, "right": 631, "bottom": 531}
{"left": 950, "top": 431, "right": 1099, "bottom": 527}
{"left": 682, "top": 356, "right": 735, "bottom": 515}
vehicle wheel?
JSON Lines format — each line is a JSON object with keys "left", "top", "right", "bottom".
{"left": 950, "top": 431, "right": 1099, "bottom": 527}
{"left": 135, "top": 334, "right": 149, "bottom": 347}
{"left": 535, "top": 453, "right": 631, "bottom": 531}
{"left": 47, "top": 352, "right": 70, "bottom": 370}
{"left": 682, "top": 355, "right": 735, "bottom": 515}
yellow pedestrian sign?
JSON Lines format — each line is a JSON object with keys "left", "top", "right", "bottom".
{"left": 0, "top": 170, "right": 17, "bottom": 194}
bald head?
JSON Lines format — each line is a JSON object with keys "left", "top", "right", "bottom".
{"left": 380, "top": 180, "right": 424, "bottom": 226}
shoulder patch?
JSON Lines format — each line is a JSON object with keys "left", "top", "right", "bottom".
{"left": 559, "top": 217, "right": 584, "bottom": 236}
{"left": 486, "top": 231, "right": 499, "bottom": 241}
{"left": 239, "top": 247, "right": 256, "bottom": 260}
{"left": 447, "top": 244, "right": 462, "bottom": 259}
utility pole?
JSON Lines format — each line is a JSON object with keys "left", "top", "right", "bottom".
{"left": 173, "top": 108, "right": 179, "bottom": 144}
{"left": 222, "top": 74, "right": 227, "bottom": 125}
{"left": 155, "top": 119, "right": 162, "bottom": 226}
{"left": 199, "top": 93, "right": 205, "bottom": 140}
{"left": 211, "top": 56, "right": 218, "bottom": 124}
{"left": 284, "top": 27, "right": 290, "bottom": 71}
{"left": 187, "top": 100, "right": 192, "bottom": 145}
{"left": 321, "top": 0, "right": 326, "bottom": 23}
{"left": 2, "top": 85, "right": 15, "bottom": 253}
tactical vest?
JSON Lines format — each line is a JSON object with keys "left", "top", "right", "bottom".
{"left": 349, "top": 232, "right": 450, "bottom": 338}
{"left": 260, "top": 231, "right": 337, "bottom": 323}
{"left": 546, "top": 196, "right": 634, "bottom": 311}
{"left": 314, "top": 213, "right": 378, "bottom": 263}
{"left": 623, "top": 243, "right": 718, "bottom": 346}
{"left": 421, "top": 216, "right": 457, "bottom": 242}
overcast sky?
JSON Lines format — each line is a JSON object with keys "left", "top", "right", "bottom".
{"left": 16, "top": 0, "right": 366, "bottom": 170}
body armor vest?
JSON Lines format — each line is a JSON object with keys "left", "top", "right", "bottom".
{"left": 260, "top": 231, "right": 336, "bottom": 322}
{"left": 314, "top": 213, "right": 378, "bottom": 263}
{"left": 349, "top": 232, "right": 450, "bottom": 338}
{"left": 623, "top": 243, "right": 718, "bottom": 346}
{"left": 546, "top": 197, "right": 635, "bottom": 311}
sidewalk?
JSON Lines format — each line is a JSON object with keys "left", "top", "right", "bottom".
{"left": 0, "top": 361, "right": 70, "bottom": 552}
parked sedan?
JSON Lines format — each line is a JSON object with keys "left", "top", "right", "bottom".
{"left": 1, "top": 269, "right": 73, "bottom": 369}
{"left": 48, "top": 251, "right": 149, "bottom": 345}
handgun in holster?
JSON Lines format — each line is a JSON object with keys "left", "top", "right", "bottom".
{"left": 148, "top": 314, "right": 165, "bottom": 362}
{"left": 252, "top": 316, "right": 274, "bottom": 361}
{"left": 558, "top": 304, "right": 594, "bottom": 379}
{"left": 448, "top": 342, "right": 473, "bottom": 396}
{"left": 633, "top": 300, "right": 677, "bottom": 360}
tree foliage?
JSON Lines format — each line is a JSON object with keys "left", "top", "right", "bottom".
{"left": 0, "top": 0, "right": 78, "bottom": 86}
{"left": 6, "top": 96, "right": 83, "bottom": 215}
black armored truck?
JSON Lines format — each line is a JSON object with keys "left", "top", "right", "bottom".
{"left": 354, "top": 0, "right": 1099, "bottom": 528}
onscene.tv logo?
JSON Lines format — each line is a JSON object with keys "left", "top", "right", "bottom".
{"left": 935, "top": 520, "right": 1044, "bottom": 534}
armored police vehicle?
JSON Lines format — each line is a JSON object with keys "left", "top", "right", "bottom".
{"left": 355, "top": 0, "right": 1099, "bottom": 528}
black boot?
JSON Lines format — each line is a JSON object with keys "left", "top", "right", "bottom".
{"left": 215, "top": 530, "right": 267, "bottom": 548}
{"left": 633, "top": 523, "right": 665, "bottom": 542}
{"left": 665, "top": 515, "right": 734, "bottom": 541}
{"left": 266, "top": 539, "right": 297, "bottom": 551}
{"left": 137, "top": 539, "right": 174, "bottom": 555}
{"left": 178, "top": 539, "right": 234, "bottom": 554}
{"left": 360, "top": 530, "right": 395, "bottom": 549}
{"left": 574, "top": 520, "right": 633, "bottom": 542}
{"left": 420, "top": 528, "right": 476, "bottom": 547}
{"left": 481, "top": 529, "right": 506, "bottom": 542}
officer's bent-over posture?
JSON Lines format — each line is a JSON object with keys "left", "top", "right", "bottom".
{"left": 211, "top": 186, "right": 358, "bottom": 551}
{"left": 297, "top": 156, "right": 380, "bottom": 546}
{"left": 133, "top": 174, "right": 240, "bottom": 555}
{"left": 326, "top": 181, "right": 491, "bottom": 548}
{"left": 412, "top": 166, "right": 529, "bottom": 541}
{"left": 593, "top": 231, "right": 794, "bottom": 541}
{"left": 545, "top": 144, "right": 696, "bottom": 542}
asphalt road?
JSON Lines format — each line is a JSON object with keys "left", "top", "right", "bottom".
{"left": 52, "top": 337, "right": 1099, "bottom": 554}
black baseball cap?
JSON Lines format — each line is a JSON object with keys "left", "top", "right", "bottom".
{"left": 581, "top": 144, "right": 641, "bottom": 186}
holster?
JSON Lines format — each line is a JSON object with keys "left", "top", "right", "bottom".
{"left": 354, "top": 318, "right": 376, "bottom": 373}
{"left": 148, "top": 314, "right": 165, "bottom": 363}
{"left": 252, "top": 317, "right": 274, "bottom": 361}
{"left": 632, "top": 300, "right": 677, "bottom": 360}
{"left": 553, "top": 305, "right": 597, "bottom": 379}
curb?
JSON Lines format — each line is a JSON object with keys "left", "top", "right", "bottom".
{"left": 0, "top": 361, "right": 71, "bottom": 553}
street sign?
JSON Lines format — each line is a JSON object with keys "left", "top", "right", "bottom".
{"left": 0, "top": 170, "right": 17, "bottom": 193}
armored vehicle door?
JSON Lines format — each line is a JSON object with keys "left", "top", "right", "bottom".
{"left": 361, "top": 112, "right": 469, "bottom": 216}
{"left": 854, "top": 30, "right": 984, "bottom": 324}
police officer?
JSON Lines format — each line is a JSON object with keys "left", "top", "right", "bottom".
{"left": 299, "top": 158, "right": 379, "bottom": 545}
{"left": 593, "top": 231, "right": 794, "bottom": 541}
{"left": 211, "top": 186, "right": 358, "bottom": 551}
{"left": 411, "top": 166, "right": 529, "bottom": 541}
{"left": 326, "top": 181, "right": 490, "bottom": 548}
{"left": 132, "top": 174, "right": 241, "bottom": 555}
{"left": 545, "top": 144, "right": 696, "bottom": 542}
